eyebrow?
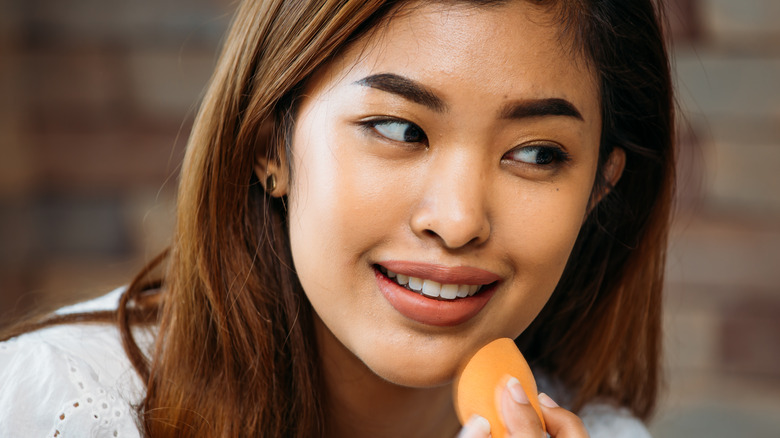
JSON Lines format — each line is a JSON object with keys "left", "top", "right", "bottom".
{"left": 499, "top": 98, "right": 584, "bottom": 121}
{"left": 355, "top": 73, "right": 447, "bottom": 112}
{"left": 355, "top": 73, "right": 584, "bottom": 122}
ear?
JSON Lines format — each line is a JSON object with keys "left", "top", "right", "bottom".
{"left": 255, "top": 155, "right": 290, "bottom": 197}
{"left": 253, "top": 120, "right": 290, "bottom": 197}
{"left": 590, "top": 147, "right": 626, "bottom": 207}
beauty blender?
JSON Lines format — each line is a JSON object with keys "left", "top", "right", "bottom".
{"left": 453, "top": 338, "right": 546, "bottom": 437}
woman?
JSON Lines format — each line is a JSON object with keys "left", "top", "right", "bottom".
{"left": 0, "top": 0, "right": 673, "bottom": 437}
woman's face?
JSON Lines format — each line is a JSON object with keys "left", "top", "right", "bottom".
{"left": 286, "top": 1, "right": 601, "bottom": 387}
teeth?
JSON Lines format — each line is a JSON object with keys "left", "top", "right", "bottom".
{"left": 422, "top": 279, "right": 442, "bottom": 297}
{"left": 380, "top": 266, "right": 487, "bottom": 300}
{"left": 440, "top": 284, "right": 459, "bottom": 300}
{"left": 408, "top": 276, "right": 423, "bottom": 292}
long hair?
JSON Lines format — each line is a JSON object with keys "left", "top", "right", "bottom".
{"left": 3, "top": 0, "right": 674, "bottom": 436}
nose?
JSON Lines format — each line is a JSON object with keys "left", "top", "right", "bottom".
{"left": 410, "top": 153, "right": 491, "bottom": 249}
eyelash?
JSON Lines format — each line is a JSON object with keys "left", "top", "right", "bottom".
{"left": 359, "top": 117, "right": 571, "bottom": 168}
{"left": 502, "top": 143, "right": 571, "bottom": 168}
{"left": 359, "top": 117, "right": 428, "bottom": 146}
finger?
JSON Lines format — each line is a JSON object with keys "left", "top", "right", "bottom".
{"left": 458, "top": 414, "right": 492, "bottom": 438}
{"left": 501, "top": 377, "right": 544, "bottom": 437}
{"left": 538, "top": 393, "right": 589, "bottom": 438}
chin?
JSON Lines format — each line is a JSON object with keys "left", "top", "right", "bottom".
{"left": 358, "top": 346, "right": 463, "bottom": 389}
{"left": 371, "top": 363, "right": 456, "bottom": 389}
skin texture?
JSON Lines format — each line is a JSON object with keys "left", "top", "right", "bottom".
{"left": 259, "top": 2, "right": 620, "bottom": 436}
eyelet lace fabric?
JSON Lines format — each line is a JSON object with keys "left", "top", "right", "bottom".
{"left": 51, "top": 354, "right": 139, "bottom": 437}
{"left": 0, "top": 288, "right": 652, "bottom": 437}
{"left": 0, "top": 288, "right": 144, "bottom": 437}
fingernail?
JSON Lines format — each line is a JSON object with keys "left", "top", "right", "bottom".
{"left": 458, "top": 414, "right": 491, "bottom": 437}
{"left": 506, "top": 376, "right": 529, "bottom": 404}
{"left": 538, "top": 392, "right": 559, "bottom": 408}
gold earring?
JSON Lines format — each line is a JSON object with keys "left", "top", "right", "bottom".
{"left": 265, "top": 174, "right": 277, "bottom": 193}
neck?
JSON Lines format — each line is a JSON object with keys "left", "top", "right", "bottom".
{"left": 315, "top": 318, "right": 461, "bottom": 438}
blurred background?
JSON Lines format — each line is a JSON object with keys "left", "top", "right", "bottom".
{"left": 0, "top": 0, "right": 778, "bottom": 436}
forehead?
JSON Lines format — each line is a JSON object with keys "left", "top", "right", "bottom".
{"left": 307, "top": 1, "right": 599, "bottom": 121}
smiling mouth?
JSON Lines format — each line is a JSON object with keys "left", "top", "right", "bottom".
{"left": 376, "top": 265, "right": 492, "bottom": 300}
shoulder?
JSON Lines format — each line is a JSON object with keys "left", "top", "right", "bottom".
{"left": 579, "top": 403, "right": 652, "bottom": 438}
{"left": 0, "top": 288, "right": 146, "bottom": 437}
{"left": 536, "top": 374, "right": 652, "bottom": 438}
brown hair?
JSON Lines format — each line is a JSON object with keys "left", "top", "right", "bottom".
{"left": 3, "top": 0, "right": 674, "bottom": 435}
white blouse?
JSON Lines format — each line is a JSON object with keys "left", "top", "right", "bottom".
{"left": 0, "top": 288, "right": 652, "bottom": 437}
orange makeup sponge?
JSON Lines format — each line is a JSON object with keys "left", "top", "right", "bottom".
{"left": 453, "top": 338, "right": 546, "bottom": 437}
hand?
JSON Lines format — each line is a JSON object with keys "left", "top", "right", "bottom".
{"left": 457, "top": 378, "right": 589, "bottom": 438}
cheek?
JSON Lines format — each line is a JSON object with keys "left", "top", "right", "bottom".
{"left": 497, "top": 172, "right": 592, "bottom": 256}
{"left": 288, "top": 143, "right": 397, "bottom": 257}
{"left": 286, "top": 113, "right": 400, "bottom": 306}
{"left": 520, "top": 190, "right": 588, "bottom": 262}
{"left": 288, "top": 106, "right": 416, "bottom": 259}
{"left": 491, "top": 178, "right": 594, "bottom": 330}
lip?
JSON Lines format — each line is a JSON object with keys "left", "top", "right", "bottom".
{"left": 379, "top": 260, "right": 502, "bottom": 285}
{"left": 374, "top": 263, "right": 499, "bottom": 327}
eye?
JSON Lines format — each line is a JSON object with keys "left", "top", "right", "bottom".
{"left": 367, "top": 119, "right": 427, "bottom": 143}
{"left": 504, "top": 144, "right": 570, "bottom": 166}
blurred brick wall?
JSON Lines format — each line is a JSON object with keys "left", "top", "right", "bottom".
{"left": 655, "top": 0, "right": 780, "bottom": 436}
{"left": 0, "top": 0, "right": 778, "bottom": 436}
{"left": 0, "top": 0, "right": 231, "bottom": 323}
